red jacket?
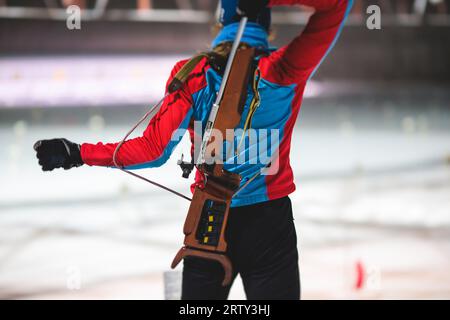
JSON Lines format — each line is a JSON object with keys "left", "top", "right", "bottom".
{"left": 81, "top": 0, "right": 352, "bottom": 207}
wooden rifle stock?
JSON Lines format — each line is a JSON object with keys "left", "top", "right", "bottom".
{"left": 171, "top": 47, "right": 255, "bottom": 286}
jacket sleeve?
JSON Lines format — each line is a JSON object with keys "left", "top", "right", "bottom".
{"left": 260, "top": 0, "right": 353, "bottom": 85}
{"left": 80, "top": 59, "right": 197, "bottom": 169}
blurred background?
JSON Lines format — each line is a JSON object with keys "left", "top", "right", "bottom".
{"left": 0, "top": 0, "right": 449, "bottom": 299}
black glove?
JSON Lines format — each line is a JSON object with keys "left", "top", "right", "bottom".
{"left": 34, "top": 138, "right": 83, "bottom": 171}
{"left": 237, "top": 0, "right": 269, "bottom": 21}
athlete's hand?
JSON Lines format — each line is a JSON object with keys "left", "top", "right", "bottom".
{"left": 237, "top": 0, "right": 269, "bottom": 21}
{"left": 34, "top": 138, "right": 83, "bottom": 171}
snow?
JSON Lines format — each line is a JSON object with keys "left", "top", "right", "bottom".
{"left": 0, "top": 54, "right": 449, "bottom": 299}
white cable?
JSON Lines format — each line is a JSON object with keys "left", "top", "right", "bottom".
{"left": 113, "top": 93, "right": 192, "bottom": 202}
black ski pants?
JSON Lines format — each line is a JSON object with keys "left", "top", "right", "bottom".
{"left": 181, "top": 196, "right": 300, "bottom": 300}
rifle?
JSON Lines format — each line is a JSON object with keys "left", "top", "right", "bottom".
{"left": 113, "top": 17, "right": 255, "bottom": 286}
{"left": 171, "top": 17, "right": 254, "bottom": 286}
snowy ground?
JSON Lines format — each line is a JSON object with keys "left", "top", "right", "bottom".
{"left": 1, "top": 111, "right": 449, "bottom": 299}
{"left": 0, "top": 55, "right": 449, "bottom": 299}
